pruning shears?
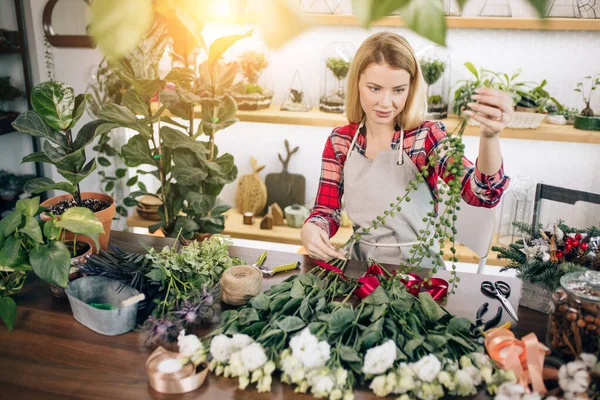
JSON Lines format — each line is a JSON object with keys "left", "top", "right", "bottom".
{"left": 252, "top": 251, "right": 300, "bottom": 276}
{"left": 470, "top": 302, "right": 507, "bottom": 339}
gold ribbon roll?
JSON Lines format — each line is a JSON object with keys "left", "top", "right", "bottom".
{"left": 146, "top": 346, "right": 208, "bottom": 394}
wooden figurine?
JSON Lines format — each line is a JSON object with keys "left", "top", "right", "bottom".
{"left": 264, "top": 140, "right": 306, "bottom": 215}
{"left": 270, "top": 203, "right": 284, "bottom": 226}
{"left": 260, "top": 210, "right": 274, "bottom": 230}
{"left": 235, "top": 157, "right": 268, "bottom": 215}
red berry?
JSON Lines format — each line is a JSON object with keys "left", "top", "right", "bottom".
{"left": 573, "top": 240, "right": 579, "bottom": 247}
{"left": 565, "top": 245, "right": 573, "bottom": 252}
{"left": 575, "top": 233, "right": 582, "bottom": 240}
{"left": 581, "top": 243, "right": 589, "bottom": 251}
{"left": 556, "top": 251, "right": 563, "bottom": 259}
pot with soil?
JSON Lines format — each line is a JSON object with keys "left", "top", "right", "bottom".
{"left": 49, "top": 238, "right": 94, "bottom": 298}
{"left": 41, "top": 192, "right": 116, "bottom": 251}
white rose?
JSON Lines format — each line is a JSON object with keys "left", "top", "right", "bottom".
{"left": 210, "top": 335, "right": 232, "bottom": 362}
{"left": 177, "top": 330, "right": 203, "bottom": 357}
{"left": 363, "top": 340, "right": 397, "bottom": 375}
{"left": 281, "top": 354, "right": 302, "bottom": 377}
{"left": 369, "top": 375, "right": 391, "bottom": 397}
{"left": 291, "top": 368, "right": 306, "bottom": 383}
{"left": 228, "top": 351, "right": 246, "bottom": 377}
{"left": 240, "top": 343, "right": 268, "bottom": 371}
{"left": 411, "top": 355, "right": 442, "bottom": 383}
{"left": 231, "top": 334, "right": 254, "bottom": 352}
{"left": 455, "top": 369, "right": 476, "bottom": 397}
{"left": 290, "top": 328, "right": 331, "bottom": 369}
{"left": 312, "top": 375, "right": 335, "bottom": 398}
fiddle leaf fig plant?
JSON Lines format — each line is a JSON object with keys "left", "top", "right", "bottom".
{"left": 11, "top": 81, "right": 117, "bottom": 205}
{"left": 0, "top": 196, "right": 103, "bottom": 331}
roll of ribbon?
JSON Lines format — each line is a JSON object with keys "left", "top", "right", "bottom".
{"left": 220, "top": 265, "right": 263, "bottom": 306}
{"left": 146, "top": 347, "right": 208, "bottom": 394}
{"left": 243, "top": 212, "right": 254, "bottom": 225}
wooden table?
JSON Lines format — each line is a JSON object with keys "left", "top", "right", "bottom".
{"left": 0, "top": 231, "right": 548, "bottom": 400}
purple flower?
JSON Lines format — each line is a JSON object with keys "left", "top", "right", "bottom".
{"left": 143, "top": 315, "right": 180, "bottom": 345}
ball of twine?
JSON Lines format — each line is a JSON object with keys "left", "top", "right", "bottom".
{"left": 220, "top": 265, "right": 263, "bottom": 306}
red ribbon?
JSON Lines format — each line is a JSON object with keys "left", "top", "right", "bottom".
{"left": 313, "top": 260, "right": 449, "bottom": 303}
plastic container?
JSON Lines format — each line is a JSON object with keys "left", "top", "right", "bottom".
{"left": 66, "top": 276, "right": 142, "bottom": 336}
{"left": 547, "top": 270, "right": 600, "bottom": 359}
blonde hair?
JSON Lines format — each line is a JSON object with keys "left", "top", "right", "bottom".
{"left": 346, "top": 32, "right": 427, "bottom": 131}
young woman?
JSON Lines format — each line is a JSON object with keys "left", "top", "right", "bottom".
{"left": 301, "top": 32, "right": 512, "bottom": 267}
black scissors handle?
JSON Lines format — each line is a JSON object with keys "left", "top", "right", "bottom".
{"left": 481, "top": 280, "right": 511, "bottom": 298}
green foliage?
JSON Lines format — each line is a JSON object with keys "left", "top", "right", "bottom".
{"left": 245, "top": 83, "right": 264, "bottom": 95}
{"left": 290, "top": 89, "right": 304, "bottom": 104}
{"left": 428, "top": 95, "right": 442, "bottom": 104}
{"left": 453, "top": 62, "right": 492, "bottom": 116}
{"left": 326, "top": 57, "right": 351, "bottom": 81}
{"left": 12, "top": 81, "right": 117, "bottom": 205}
{"left": 238, "top": 50, "right": 269, "bottom": 84}
{"left": 420, "top": 58, "right": 446, "bottom": 86}
{"left": 574, "top": 74, "right": 600, "bottom": 117}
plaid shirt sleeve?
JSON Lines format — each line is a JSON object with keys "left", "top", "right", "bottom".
{"left": 305, "top": 125, "right": 356, "bottom": 237}
{"left": 422, "top": 121, "right": 510, "bottom": 208}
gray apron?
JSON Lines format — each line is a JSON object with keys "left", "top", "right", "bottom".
{"left": 343, "top": 120, "right": 441, "bottom": 268}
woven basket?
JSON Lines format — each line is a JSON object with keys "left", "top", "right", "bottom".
{"left": 468, "top": 111, "right": 546, "bottom": 129}
{"left": 519, "top": 281, "right": 553, "bottom": 314}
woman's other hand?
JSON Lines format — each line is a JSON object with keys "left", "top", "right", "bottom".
{"left": 301, "top": 223, "right": 347, "bottom": 261}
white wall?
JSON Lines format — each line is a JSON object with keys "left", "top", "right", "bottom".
{"left": 2, "top": 0, "right": 600, "bottom": 233}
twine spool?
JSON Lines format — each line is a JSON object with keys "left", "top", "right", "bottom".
{"left": 220, "top": 265, "right": 263, "bottom": 306}
{"left": 243, "top": 212, "right": 254, "bottom": 225}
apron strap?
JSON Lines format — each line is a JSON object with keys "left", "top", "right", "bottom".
{"left": 347, "top": 119, "right": 365, "bottom": 160}
{"left": 397, "top": 128, "right": 405, "bottom": 166}
{"left": 348, "top": 118, "right": 405, "bottom": 166}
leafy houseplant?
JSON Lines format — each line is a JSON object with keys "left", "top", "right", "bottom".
{"left": 452, "top": 62, "right": 493, "bottom": 117}
{"left": 573, "top": 74, "right": 600, "bottom": 131}
{"left": 0, "top": 196, "right": 104, "bottom": 330}
{"left": 420, "top": 57, "right": 447, "bottom": 118}
{"left": 99, "top": 19, "right": 248, "bottom": 240}
{"left": 232, "top": 50, "right": 273, "bottom": 110}
{"left": 320, "top": 56, "right": 351, "bottom": 114}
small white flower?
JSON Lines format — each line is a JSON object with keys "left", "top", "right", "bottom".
{"left": 385, "top": 372, "right": 397, "bottom": 393}
{"left": 291, "top": 368, "right": 305, "bottom": 383}
{"left": 215, "top": 364, "right": 224, "bottom": 376}
{"left": 257, "top": 374, "right": 272, "bottom": 393}
{"left": 396, "top": 395, "right": 411, "bottom": 400}
{"left": 411, "top": 354, "right": 442, "bottom": 383}
{"left": 177, "top": 330, "right": 203, "bottom": 356}
{"left": 251, "top": 368, "right": 263, "bottom": 383}
{"left": 335, "top": 368, "right": 348, "bottom": 386}
{"left": 460, "top": 355, "right": 473, "bottom": 368}
{"left": 263, "top": 360, "right": 276, "bottom": 375}
{"left": 472, "top": 352, "right": 492, "bottom": 368}
{"left": 494, "top": 382, "right": 525, "bottom": 400}
{"left": 231, "top": 334, "right": 254, "bottom": 352}
{"left": 312, "top": 375, "right": 335, "bottom": 398}
{"left": 342, "top": 390, "right": 355, "bottom": 400}
{"left": 369, "top": 375, "right": 391, "bottom": 397}
{"left": 281, "top": 354, "right": 302, "bottom": 378}
{"left": 455, "top": 369, "right": 476, "bottom": 396}
{"left": 228, "top": 351, "right": 247, "bottom": 377}
{"left": 559, "top": 361, "right": 589, "bottom": 393}
{"left": 463, "top": 365, "right": 483, "bottom": 386}
{"left": 580, "top": 353, "right": 598, "bottom": 370}
{"left": 444, "top": 359, "right": 459, "bottom": 373}
{"left": 238, "top": 375, "right": 250, "bottom": 390}
{"left": 329, "top": 388, "right": 343, "bottom": 400}
{"left": 296, "top": 380, "right": 309, "bottom": 393}
{"left": 480, "top": 366, "right": 493, "bottom": 385}
{"left": 210, "top": 335, "right": 232, "bottom": 362}
{"left": 438, "top": 370, "right": 456, "bottom": 391}
{"left": 395, "top": 363, "right": 416, "bottom": 394}
{"left": 363, "top": 340, "right": 397, "bottom": 375}
{"left": 522, "top": 393, "right": 542, "bottom": 400}
{"left": 240, "top": 343, "right": 267, "bottom": 371}
{"left": 290, "top": 328, "right": 331, "bottom": 369}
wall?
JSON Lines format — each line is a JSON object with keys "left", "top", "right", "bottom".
{"left": 2, "top": 0, "right": 600, "bottom": 233}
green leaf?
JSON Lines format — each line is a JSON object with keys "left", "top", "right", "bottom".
{"left": 276, "top": 316, "right": 306, "bottom": 333}
{"left": 105, "top": 181, "right": 115, "bottom": 192}
{"left": 99, "top": 104, "right": 152, "bottom": 137}
{"left": 338, "top": 345, "right": 362, "bottom": 363}
{"left": 220, "top": 310, "right": 238, "bottom": 326}
{"left": 21, "top": 216, "right": 43, "bottom": 244}
{"left": 280, "top": 297, "right": 303, "bottom": 316}
{"left": 23, "top": 177, "right": 77, "bottom": 195}
{"left": 98, "top": 157, "right": 111, "bottom": 167}
{"left": 43, "top": 219, "right": 61, "bottom": 241}
{"left": 71, "top": 93, "right": 89, "bottom": 128}
{"left": 161, "top": 116, "right": 188, "bottom": 129}
{"left": 0, "top": 236, "right": 24, "bottom": 268}
{"left": 31, "top": 81, "right": 75, "bottom": 131}
{"left": 399, "top": 0, "right": 446, "bottom": 46}
{"left": 73, "top": 120, "right": 117, "bottom": 150}
{"left": 256, "top": 328, "right": 283, "bottom": 344}
{"left": 363, "top": 285, "right": 390, "bottom": 305}
{"left": 404, "top": 337, "right": 425, "bottom": 357}
{"left": 15, "top": 197, "right": 40, "bottom": 218}
{"left": 57, "top": 159, "right": 96, "bottom": 186}
{"left": 138, "top": 181, "right": 147, "bottom": 192}
{"left": 160, "top": 126, "right": 209, "bottom": 155}
{"left": 370, "top": 304, "right": 387, "bottom": 322}
{"left": 269, "top": 293, "right": 289, "bottom": 313}
{"left": 360, "top": 329, "right": 382, "bottom": 350}
{"left": 122, "top": 89, "right": 149, "bottom": 117}
{"left": 30, "top": 241, "right": 71, "bottom": 287}
{"left": 526, "top": 0, "right": 548, "bottom": 17}
{"left": 240, "top": 321, "right": 267, "bottom": 337}
{"left": 115, "top": 168, "right": 127, "bottom": 178}
{"left": 172, "top": 165, "right": 208, "bottom": 187}
{"left": 426, "top": 334, "right": 448, "bottom": 349}
{"left": 447, "top": 334, "right": 476, "bottom": 351}
{"left": 123, "top": 197, "right": 138, "bottom": 207}
{"left": 121, "top": 135, "right": 156, "bottom": 167}
{"left": 0, "top": 211, "right": 23, "bottom": 236}
{"left": 238, "top": 308, "right": 260, "bottom": 326}
{"left": 12, "top": 111, "right": 67, "bottom": 147}
{"left": 249, "top": 293, "right": 270, "bottom": 311}
{"left": 464, "top": 62, "right": 479, "bottom": 80}
{"left": 22, "top": 151, "right": 52, "bottom": 164}
{"left": 329, "top": 307, "right": 355, "bottom": 334}
{"left": 145, "top": 268, "right": 166, "bottom": 282}
{"left": 418, "top": 292, "right": 446, "bottom": 323}
{"left": 185, "top": 192, "right": 215, "bottom": 216}
{"left": 164, "top": 68, "right": 196, "bottom": 85}
{"left": 0, "top": 297, "right": 17, "bottom": 331}
{"left": 290, "top": 278, "right": 305, "bottom": 298}
{"left": 207, "top": 30, "right": 253, "bottom": 65}
{"left": 447, "top": 316, "right": 472, "bottom": 334}
{"left": 126, "top": 176, "right": 138, "bottom": 186}
{"left": 172, "top": 216, "right": 199, "bottom": 239}
{"left": 56, "top": 207, "right": 104, "bottom": 249}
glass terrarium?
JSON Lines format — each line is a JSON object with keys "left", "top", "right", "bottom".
{"left": 319, "top": 42, "right": 355, "bottom": 114}
{"left": 281, "top": 70, "right": 311, "bottom": 112}
{"left": 229, "top": 40, "right": 274, "bottom": 111}
{"left": 418, "top": 45, "right": 450, "bottom": 120}
{"left": 297, "top": 0, "right": 345, "bottom": 14}
{"left": 494, "top": 175, "right": 536, "bottom": 246}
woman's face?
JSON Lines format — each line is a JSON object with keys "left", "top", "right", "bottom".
{"left": 358, "top": 62, "right": 411, "bottom": 127}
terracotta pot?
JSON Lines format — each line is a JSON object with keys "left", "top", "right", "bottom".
{"left": 50, "top": 237, "right": 93, "bottom": 299}
{"left": 40, "top": 192, "right": 116, "bottom": 251}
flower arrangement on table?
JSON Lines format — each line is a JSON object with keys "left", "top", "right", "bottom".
{"left": 492, "top": 221, "right": 600, "bottom": 293}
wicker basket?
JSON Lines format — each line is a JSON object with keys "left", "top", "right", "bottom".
{"left": 519, "top": 281, "right": 553, "bottom": 314}
{"left": 468, "top": 111, "right": 546, "bottom": 129}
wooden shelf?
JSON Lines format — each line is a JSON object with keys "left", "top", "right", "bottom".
{"left": 127, "top": 209, "right": 508, "bottom": 266}
{"left": 156, "top": 103, "right": 600, "bottom": 144}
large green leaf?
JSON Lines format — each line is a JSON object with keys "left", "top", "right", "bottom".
{"left": 238, "top": 308, "right": 260, "bottom": 326}
{"left": 122, "top": 89, "right": 149, "bottom": 117}
{"left": 0, "top": 211, "right": 23, "bottom": 236}
{"left": 99, "top": 103, "right": 153, "bottom": 137}
{"left": 399, "top": 0, "right": 446, "bottom": 46}
{"left": 0, "top": 236, "right": 23, "bottom": 268}
{"left": 160, "top": 126, "right": 209, "bottom": 155}
{"left": 31, "top": 81, "right": 75, "bottom": 131}
{"left": 121, "top": 135, "right": 156, "bottom": 167}
{"left": 57, "top": 159, "right": 96, "bottom": 186}
{"left": 329, "top": 307, "right": 355, "bottom": 334}
{"left": 70, "top": 93, "right": 89, "bottom": 128}
{"left": 30, "top": 241, "right": 71, "bottom": 288}
{"left": 172, "top": 165, "right": 208, "bottom": 187}
{"left": 12, "top": 111, "right": 67, "bottom": 148}
{"left": 22, "top": 151, "right": 52, "bottom": 164}
{"left": 43, "top": 219, "right": 61, "bottom": 242}
{"left": 0, "top": 297, "right": 17, "bottom": 331}
{"left": 364, "top": 286, "right": 390, "bottom": 305}
{"left": 186, "top": 192, "right": 215, "bottom": 215}
{"left": 131, "top": 80, "right": 165, "bottom": 100}
{"left": 56, "top": 207, "right": 104, "bottom": 249}
{"left": 172, "top": 216, "right": 199, "bottom": 239}
{"left": 23, "top": 177, "right": 77, "bottom": 195}
{"left": 207, "top": 30, "right": 253, "bottom": 66}
{"left": 418, "top": 291, "right": 446, "bottom": 323}
{"left": 73, "top": 120, "right": 117, "bottom": 150}
{"left": 276, "top": 316, "right": 306, "bottom": 333}
{"left": 352, "top": 0, "right": 410, "bottom": 26}
{"left": 21, "top": 216, "right": 43, "bottom": 244}
{"left": 164, "top": 68, "right": 196, "bottom": 86}
{"left": 197, "top": 216, "right": 226, "bottom": 234}
{"left": 15, "top": 197, "right": 40, "bottom": 218}
{"left": 43, "top": 140, "right": 86, "bottom": 173}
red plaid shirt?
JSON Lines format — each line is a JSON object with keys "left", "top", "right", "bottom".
{"left": 307, "top": 121, "right": 510, "bottom": 237}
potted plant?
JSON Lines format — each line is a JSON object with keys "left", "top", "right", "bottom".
{"left": 420, "top": 56, "right": 448, "bottom": 119}
{"left": 100, "top": 21, "right": 247, "bottom": 240}
{"left": 546, "top": 101, "right": 578, "bottom": 125}
{"left": 574, "top": 74, "right": 600, "bottom": 131}
{"left": 320, "top": 56, "right": 351, "bottom": 113}
{"left": 232, "top": 50, "right": 273, "bottom": 110}
{"left": 452, "top": 62, "right": 493, "bottom": 117}
{"left": 11, "top": 81, "right": 117, "bottom": 250}
{"left": 281, "top": 70, "right": 310, "bottom": 112}
{"left": 0, "top": 196, "right": 104, "bottom": 330}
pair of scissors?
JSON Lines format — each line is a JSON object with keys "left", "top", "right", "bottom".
{"left": 481, "top": 280, "right": 519, "bottom": 322}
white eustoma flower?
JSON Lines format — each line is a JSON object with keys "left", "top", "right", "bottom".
{"left": 251, "top": 368, "right": 263, "bottom": 383}
{"left": 438, "top": 370, "right": 456, "bottom": 391}
{"left": 291, "top": 368, "right": 305, "bottom": 383}
{"left": 312, "top": 375, "right": 335, "bottom": 398}
{"left": 177, "top": 330, "right": 203, "bottom": 356}
{"left": 263, "top": 360, "right": 276, "bottom": 375}
{"left": 335, "top": 368, "right": 348, "bottom": 386}
{"left": 411, "top": 355, "right": 442, "bottom": 383}
{"left": 231, "top": 334, "right": 254, "bottom": 352}
{"left": 455, "top": 369, "right": 476, "bottom": 396}
{"left": 417, "top": 381, "right": 444, "bottom": 400}
{"left": 281, "top": 354, "right": 301, "bottom": 378}
{"left": 580, "top": 353, "right": 598, "bottom": 370}
{"left": 472, "top": 352, "right": 492, "bottom": 368}
{"left": 257, "top": 374, "right": 272, "bottom": 393}
{"left": 363, "top": 340, "right": 397, "bottom": 375}
{"left": 228, "top": 351, "right": 247, "bottom": 377}
{"left": 460, "top": 355, "right": 473, "bottom": 368}
{"left": 330, "top": 388, "right": 343, "bottom": 400}
{"left": 396, "top": 395, "right": 411, "bottom": 400}
{"left": 463, "top": 365, "right": 483, "bottom": 386}
{"left": 240, "top": 342, "right": 267, "bottom": 371}
{"left": 444, "top": 359, "right": 459, "bottom": 373}
{"left": 290, "top": 328, "right": 331, "bottom": 369}
{"left": 559, "top": 361, "right": 589, "bottom": 393}
{"left": 210, "top": 334, "right": 232, "bottom": 362}
{"left": 395, "top": 363, "right": 416, "bottom": 394}
{"left": 342, "top": 390, "right": 355, "bottom": 400}
{"left": 494, "top": 382, "right": 525, "bottom": 400}
{"left": 238, "top": 375, "right": 250, "bottom": 390}
{"left": 480, "top": 366, "right": 493, "bottom": 385}
{"left": 370, "top": 375, "right": 391, "bottom": 397}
